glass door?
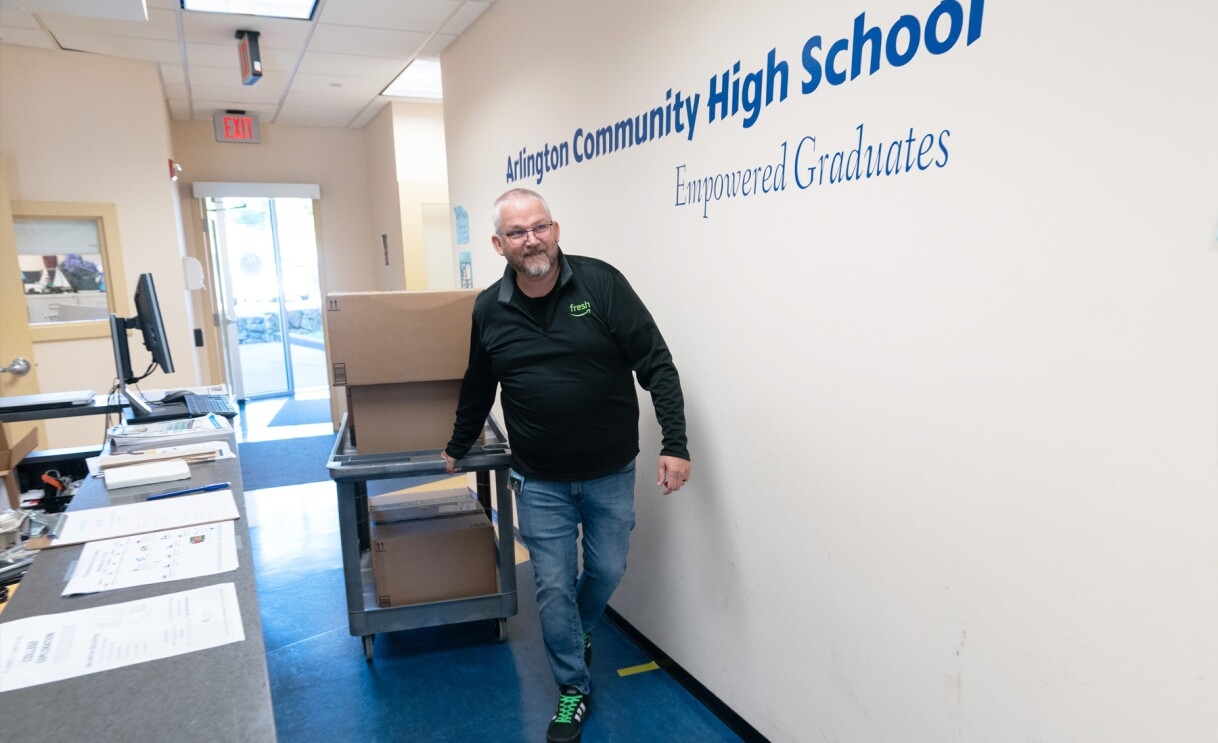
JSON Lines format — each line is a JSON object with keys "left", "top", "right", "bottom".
{"left": 205, "top": 196, "right": 325, "bottom": 400}
{"left": 203, "top": 203, "right": 246, "bottom": 400}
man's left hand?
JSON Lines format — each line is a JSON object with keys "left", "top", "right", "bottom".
{"left": 658, "top": 456, "right": 691, "bottom": 495}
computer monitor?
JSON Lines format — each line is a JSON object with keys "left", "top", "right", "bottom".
{"left": 133, "top": 272, "right": 174, "bottom": 375}
{"left": 110, "top": 272, "right": 178, "bottom": 420}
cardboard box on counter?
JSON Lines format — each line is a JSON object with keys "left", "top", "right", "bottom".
{"left": 325, "top": 290, "right": 477, "bottom": 387}
{"left": 346, "top": 380, "right": 461, "bottom": 454}
{"left": 370, "top": 510, "right": 497, "bottom": 607}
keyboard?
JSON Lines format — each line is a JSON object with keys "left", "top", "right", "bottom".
{"left": 183, "top": 393, "right": 239, "bottom": 418}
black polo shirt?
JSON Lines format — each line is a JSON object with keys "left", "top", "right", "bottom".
{"left": 447, "top": 252, "right": 688, "bottom": 480}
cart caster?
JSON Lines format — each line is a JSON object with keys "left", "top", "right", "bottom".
{"left": 493, "top": 618, "right": 508, "bottom": 643}
{"left": 363, "top": 634, "right": 375, "bottom": 661}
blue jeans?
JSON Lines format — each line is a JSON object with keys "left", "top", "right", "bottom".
{"left": 513, "top": 460, "right": 637, "bottom": 695}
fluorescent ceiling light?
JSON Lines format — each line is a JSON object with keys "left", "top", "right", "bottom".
{"left": 181, "top": 0, "right": 318, "bottom": 21}
{"left": 383, "top": 59, "right": 443, "bottom": 100}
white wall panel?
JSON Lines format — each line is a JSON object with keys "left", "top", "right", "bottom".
{"left": 441, "top": 1, "right": 1218, "bottom": 741}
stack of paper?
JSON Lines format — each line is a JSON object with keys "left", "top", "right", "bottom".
{"left": 2, "top": 490, "right": 245, "bottom": 693}
{"left": 26, "top": 489, "right": 240, "bottom": 549}
{"left": 103, "top": 459, "right": 192, "bottom": 489}
{"left": 107, "top": 414, "right": 232, "bottom": 451}
{"left": 98, "top": 441, "right": 234, "bottom": 470}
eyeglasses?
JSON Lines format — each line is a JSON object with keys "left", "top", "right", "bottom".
{"left": 499, "top": 222, "right": 553, "bottom": 245}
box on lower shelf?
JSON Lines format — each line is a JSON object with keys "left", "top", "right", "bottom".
{"left": 368, "top": 479, "right": 480, "bottom": 524}
{"left": 370, "top": 510, "right": 497, "bottom": 608}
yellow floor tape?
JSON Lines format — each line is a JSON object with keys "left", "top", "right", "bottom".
{"left": 617, "top": 661, "right": 660, "bottom": 677}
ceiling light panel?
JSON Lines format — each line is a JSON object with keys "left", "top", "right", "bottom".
{"left": 181, "top": 0, "right": 317, "bottom": 21}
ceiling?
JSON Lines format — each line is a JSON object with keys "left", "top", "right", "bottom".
{"left": 0, "top": 0, "right": 494, "bottom": 128}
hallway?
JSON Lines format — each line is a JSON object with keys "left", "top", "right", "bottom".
{"left": 235, "top": 393, "right": 751, "bottom": 742}
{"left": 233, "top": 337, "right": 329, "bottom": 399}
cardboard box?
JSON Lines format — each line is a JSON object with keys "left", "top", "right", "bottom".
{"left": 369, "top": 483, "right": 481, "bottom": 523}
{"left": 370, "top": 510, "right": 497, "bottom": 607}
{"left": 346, "top": 380, "right": 461, "bottom": 454}
{"left": 325, "top": 290, "right": 477, "bottom": 387}
{"left": 0, "top": 425, "right": 38, "bottom": 509}
{"left": 0, "top": 426, "right": 38, "bottom": 473}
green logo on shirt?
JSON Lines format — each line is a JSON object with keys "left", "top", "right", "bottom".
{"left": 569, "top": 300, "right": 591, "bottom": 317}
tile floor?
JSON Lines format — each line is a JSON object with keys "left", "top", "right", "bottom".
{"left": 237, "top": 393, "right": 749, "bottom": 742}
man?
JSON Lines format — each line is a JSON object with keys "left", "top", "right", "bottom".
{"left": 441, "top": 188, "right": 691, "bottom": 743}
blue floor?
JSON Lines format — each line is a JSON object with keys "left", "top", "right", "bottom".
{"left": 239, "top": 396, "right": 745, "bottom": 742}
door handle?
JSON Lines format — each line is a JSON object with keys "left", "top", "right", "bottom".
{"left": 0, "top": 358, "right": 31, "bottom": 375}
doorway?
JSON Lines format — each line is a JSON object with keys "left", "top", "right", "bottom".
{"left": 204, "top": 196, "right": 326, "bottom": 401}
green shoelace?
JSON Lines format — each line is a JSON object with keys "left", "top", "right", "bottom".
{"left": 554, "top": 694, "right": 584, "bottom": 724}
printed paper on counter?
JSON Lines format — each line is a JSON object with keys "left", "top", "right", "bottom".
{"left": 0, "top": 582, "right": 245, "bottom": 692}
{"left": 63, "top": 521, "right": 239, "bottom": 595}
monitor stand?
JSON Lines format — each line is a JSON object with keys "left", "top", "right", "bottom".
{"left": 119, "top": 385, "right": 191, "bottom": 424}
{"left": 123, "top": 401, "right": 191, "bottom": 423}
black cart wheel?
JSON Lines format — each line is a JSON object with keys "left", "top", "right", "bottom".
{"left": 493, "top": 618, "right": 508, "bottom": 642}
{"left": 363, "top": 634, "right": 375, "bottom": 661}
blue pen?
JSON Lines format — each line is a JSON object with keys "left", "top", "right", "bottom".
{"left": 146, "top": 482, "right": 231, "bottom": 501}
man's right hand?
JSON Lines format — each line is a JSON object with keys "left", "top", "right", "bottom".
{"left": 440, "top": 451, "right": 460, "bottom": 474}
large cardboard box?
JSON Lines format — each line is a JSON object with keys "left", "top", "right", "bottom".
{"left": 325, "top": 290, "right": 477, "bottom": 387}
{"left": 369, "top": 483, "right": 480, "bottom": 523}
{"left": 370, "top": 510, "right": 497, "bottom": 607}
{"left": 346, "top": 380, "right": 461, "bottom": 454}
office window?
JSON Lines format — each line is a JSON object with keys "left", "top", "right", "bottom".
{"left": 11, "top": 202, "right": 129, "bottom": 342}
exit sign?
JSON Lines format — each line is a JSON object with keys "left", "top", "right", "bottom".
{"left": 212, "top": 111, "right": 261, "bottom": 144}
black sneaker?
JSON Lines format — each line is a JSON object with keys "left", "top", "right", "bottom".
{"left": 546, "top": 686, "right": 589, "bottom": 743}
{"left": 583, "top": 631, "right": 592, "bottom": 667}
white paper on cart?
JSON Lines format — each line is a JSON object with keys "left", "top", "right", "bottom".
{"left": 0, "top": 582, "right": 245, "bottom": 692}
{"left": 62, "top": 520, "right": 239, "bottom": 596}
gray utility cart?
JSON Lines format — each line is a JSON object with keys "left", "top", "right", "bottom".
{"left": 326, "top": 414, "right": 517, "bottom": 660}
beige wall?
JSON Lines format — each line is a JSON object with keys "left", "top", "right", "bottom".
{"left": 170, "top": 119, "right": 378, "bottom": 298}
{"left": 0, "top": 46, "right": 450, "bottom": 448}
{"left": 0, "top": 45, "right": 195, "bottom": 447}
{"left": 171, "top": 119, "right": 380, "bottom": 413}
{"left": 361, "top": 105, "right": 403, "bottom": 292}
{"left": 442, "top": 1, "right": 1218, "bottom": 741}
{"left": 390, "top": 102, "right": 449, "bottom": 290}
{"left": 358, "top": 101, "right": 451, "bottom": 291}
